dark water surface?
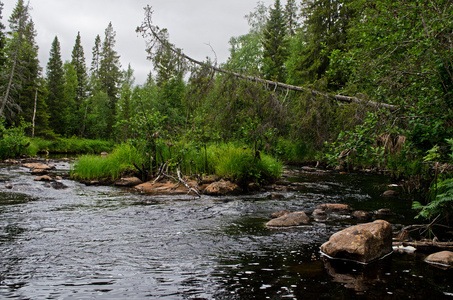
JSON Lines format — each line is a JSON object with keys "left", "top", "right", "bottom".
{"left": 0, "top": 161, "right": 452, "bottom": 299}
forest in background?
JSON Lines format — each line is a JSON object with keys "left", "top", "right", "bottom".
{"left": 0, "top": 0, "right": 452, "bottom": 225}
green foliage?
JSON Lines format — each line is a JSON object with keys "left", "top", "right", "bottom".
{"left": 71, "top": 143, "right": 141, "bottom": 180}
{"left": 413, "top": 178, "right": 453, "bottom": 222}
{"left": 413, "top": 139, "right": 453, "bottom": 223}
{"left": 208, "top": 143, "right": 282, "bottom": 185}
{"left": 0, "top": 118, "right": 30, "bottom": 159}
{"left": 29, "top": 137, "right": 113, "bottom": 155}
{"left": 272, "top": 137, "right": 317, "bottom": 163}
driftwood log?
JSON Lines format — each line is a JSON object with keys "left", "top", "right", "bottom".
{"left": 137, "top": 5, "right": 398, "bottom": 111}
{"left": 393, "top": 241, "right": 453, "bottom": 252}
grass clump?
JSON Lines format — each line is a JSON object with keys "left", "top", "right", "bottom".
{"left": 208, "top": 144, "right": 282, "bottom": 185}
{"left": 71, "top": 144, "right": 142, "bottom": 180}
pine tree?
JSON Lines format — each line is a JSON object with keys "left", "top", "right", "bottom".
{"left": 262, "top": 0, "right": 288, "bottom": 82}
{"left": 98, "top": 22, "right": 122, "bottom": 139}
{"left": 46, "top": 36, "right": 66, "bottom": 134}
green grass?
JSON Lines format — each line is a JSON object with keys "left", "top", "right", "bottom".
{"left": 28, "top": 138, "right": 114, "bottom": 155}
{"left": 207, "top": 143, "right": 283, "bottom": 184}
{"left": 71, "top": 144, "right": 142, "bottom": 180}
{"left": 71, "top": 141, "right": 283, "bottom": 184}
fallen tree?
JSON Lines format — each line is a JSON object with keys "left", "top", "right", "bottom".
{"left": 136, "top": 5, "right": 398, "bottom": 111}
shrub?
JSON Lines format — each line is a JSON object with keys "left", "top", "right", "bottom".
{"left": 0, "top": 119, "right": 30, "bottom": 160}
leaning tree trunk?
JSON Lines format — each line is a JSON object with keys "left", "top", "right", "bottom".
{"left": 136, "top": 5, "right": 398, "bottom": 111}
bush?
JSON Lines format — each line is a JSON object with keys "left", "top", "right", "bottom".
{"left": 0, "top": 119, "right": 30, "bottom": 160}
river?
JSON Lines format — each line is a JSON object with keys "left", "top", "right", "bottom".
{"left": 0, "top": 160, "right": 452, "bottom": 299}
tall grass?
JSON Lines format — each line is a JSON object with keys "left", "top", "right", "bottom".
{"left": 71, "top": 144, "right": 142, "bottom": 180}
{"left": 71, "top": 141, "right": 283, "bottom": 184}
{"left": 208, "top": 144, "right": 283, "bottom": 184}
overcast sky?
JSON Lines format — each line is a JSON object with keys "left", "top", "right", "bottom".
{"left": 2, "top": 0, "right": 275, "bottom": 84}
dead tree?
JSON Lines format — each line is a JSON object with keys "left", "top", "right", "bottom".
{"left": 136, "top": 5, "right": 398, "bottom": 111}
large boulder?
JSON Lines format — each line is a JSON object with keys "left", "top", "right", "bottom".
{"left": 320, "top": 220, "right": 393, "bottom": 263}
{"left": 266, "top": 211, "right": 310, "bottom": 227}
{"left": 425, "top": 251, "right": 453, "bottom": 268}
{"left": 203, "top": 179, "right": 242, "bottom": 196}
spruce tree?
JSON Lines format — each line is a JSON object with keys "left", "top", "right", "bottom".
{"left": 1, "top": 0, "right": 47, "bottom": 134}
{"left": 63, "top": 61, "right": 78, "bottom": 135}
{"left": 284, "top": 0, "right": 299, "bottom": 36}
{"left": 46, "top": 36, "right": 66, "bottom": 134}
{"left": 262, "top": 0, "right": 288, "bottom": 82}
{"left": 98, "top": 22, "right": 122, "bottom": 139}
{"left": 90, "top": 34, "right": 101, "bottom": 84}
{"left": 71, "top": 32, "right": 88, "bottom": 135}
{"left": 71, "top": 32, "right": 87, "bottom": 110}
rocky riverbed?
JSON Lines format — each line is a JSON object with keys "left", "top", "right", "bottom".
{"left": 0, "top": 158, "right": 452, "bottom": 299}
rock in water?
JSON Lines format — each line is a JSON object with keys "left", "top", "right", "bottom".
{"left": 425, "top": 251, "right": 453, "bottom": 268}
{"left": 270, "top": 210, "right": 291, "bottom": 219}
{"left": 316, "top": 203, "right": 351, "bottom": 214}
{"left": 203, "top": 179, "right": 242, "bottom": 196}
{"left": 115, "top": 177, "right": 143, "bottom": 187}
{"left": 23, "top": 163, "right": 55, "bottom": 171}
{"left": 266, "top": 212, "right": 310, "bottom": 227}
{"left": 34, "top": 175, "right": 53, "bottom": 182}
{"left": 320, "top": 220, "right": 393, "bottom": 264}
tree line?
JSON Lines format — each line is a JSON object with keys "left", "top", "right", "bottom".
{"left": 1, "top": 0, "right": 452, "bottom": 162}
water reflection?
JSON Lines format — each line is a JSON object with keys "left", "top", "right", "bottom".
{"left": 0, "top": 162, "right": 452, "bottom": 299}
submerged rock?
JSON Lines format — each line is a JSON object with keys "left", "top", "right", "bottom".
{"left": 23, "top": 163, "right": 55, "bottom": 171}
{"left": 31, "top": 168, "right": 49, "bottom": 176}
{"left": 317, "top": 203, "right": 352, "bottom": 214}
{"left": 50, "top": 181, "right": 68, "bottom": 190}
{"left": 320, "top": 220, "right": 393, "bottom": 264}
{"left": 266, "top": 211, "right": 310, "bottom": 227}
{"left": 425, "top": 251, "right": 453, "bottom": 268}
{"left": 374, "top": 208, "right": 393, "bottom": 216}
{"left": 382, "top": 190, "right": 399, "bottom": 197}
{"left": 351, "top": 210, "right": 373, "bottom": 221}
{"left": 312, "top": 208, "right": 327, "bottom": 220}
{"left": 34, "top": 175, "right": 53, "bottom": 182}
{"left": 203, "top": 179, "right": 242, "bottom": 196}
{"left": 267, "top": 193, "right": 285, "bottom": 200}
{"left": 270, "top": 210, "right": 291, "bottom": 219}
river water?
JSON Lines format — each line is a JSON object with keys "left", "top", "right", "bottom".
{"left": 0, "top": 160, "right": 452, "bottom": 299}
